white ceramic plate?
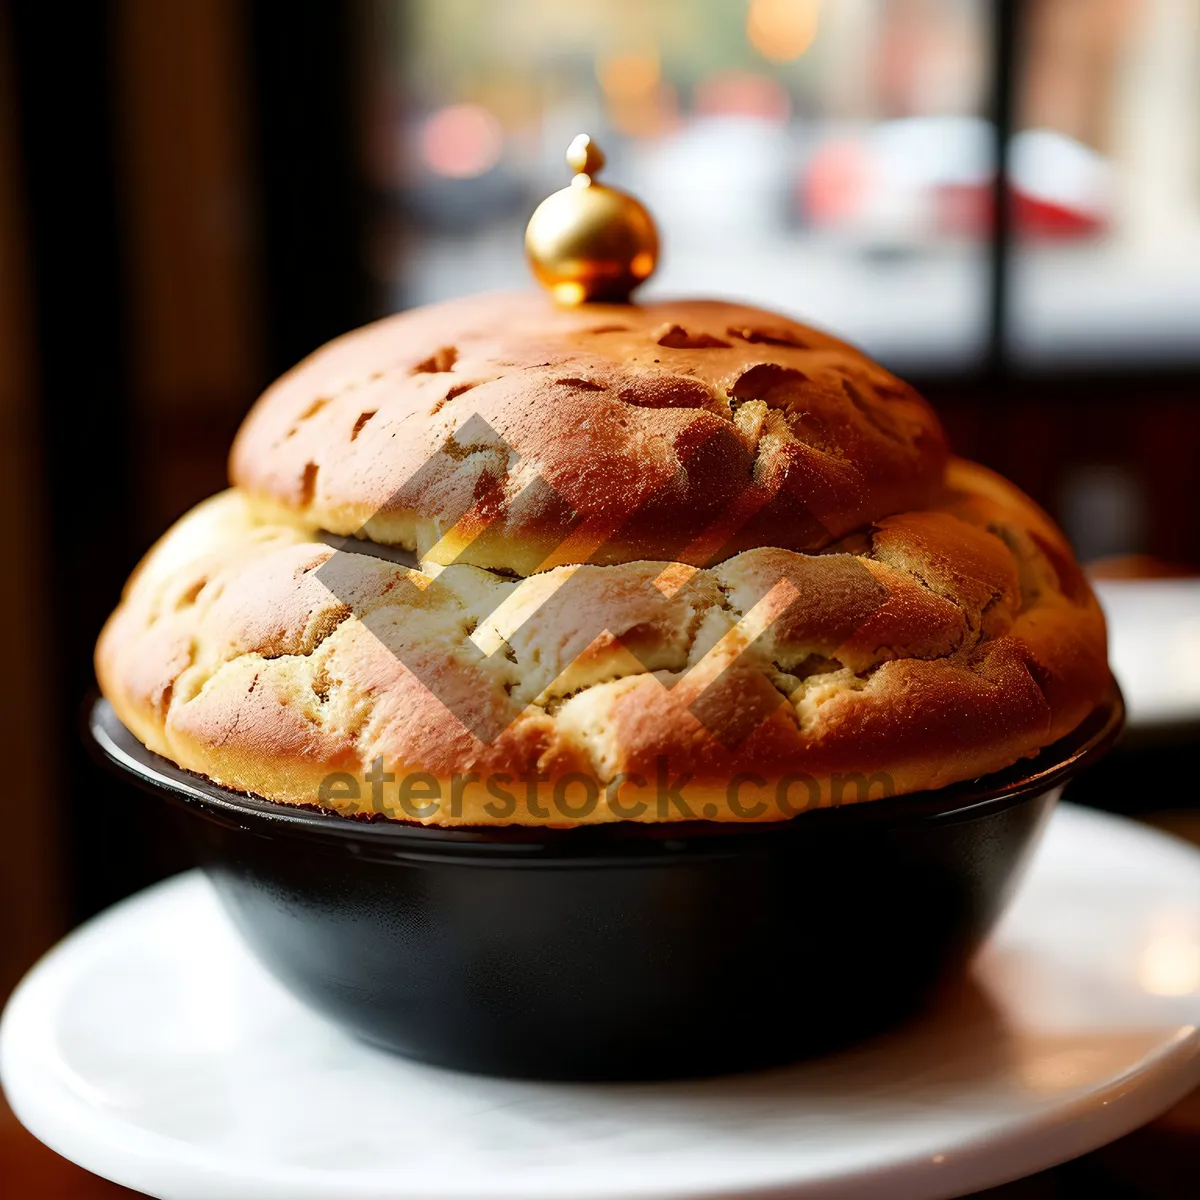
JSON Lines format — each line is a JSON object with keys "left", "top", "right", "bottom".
{"left": 4, "top": 804, "right": 1200, "bottom": 1200}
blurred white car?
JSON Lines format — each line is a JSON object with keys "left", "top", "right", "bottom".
{"left": 804, "top": 116, "right": 1113, "bottom": 246}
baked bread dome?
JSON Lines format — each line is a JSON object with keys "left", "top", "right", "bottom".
{"left": 97, "top": 293, "right": 1111, "bottom": 826}
{"left": 229, "top": 293, "right": 948, "bottom": 574}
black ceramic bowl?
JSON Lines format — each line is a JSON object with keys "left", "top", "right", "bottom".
{"left": 90, "top": 692, "right": 1122, "bottom": 1080}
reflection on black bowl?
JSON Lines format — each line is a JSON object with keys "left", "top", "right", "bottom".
{"left": 89, "top": 693, "right": 1122, "bottom": 1081}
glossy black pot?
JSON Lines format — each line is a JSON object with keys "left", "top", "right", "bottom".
{"left": 89, "top": 693, "right": 1122, "bottom": 1080}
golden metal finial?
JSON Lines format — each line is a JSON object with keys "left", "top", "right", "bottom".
{"left": 525, "top": 135, "right": 659, "bottom": 306}
{"left": 566, "top": 133, "right": 605, "bottom": 177}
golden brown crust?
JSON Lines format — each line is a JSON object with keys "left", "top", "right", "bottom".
{"left": 229, "top": 293, "right": 949, "bottom": 575}
{"left": 96, "top": 459, "right": 1110, "bottom": 826}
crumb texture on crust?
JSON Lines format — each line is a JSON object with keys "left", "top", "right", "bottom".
{"left": 229, "top": 293, "right": 949, "bottom": 575}
{"left": 97, "top": 459, "right": 1110, "bottom": 826}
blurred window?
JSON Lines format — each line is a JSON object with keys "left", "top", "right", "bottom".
{"left": 1009, "top": 0, "right": 1200, "bottom": 368}
{"left": 371, "top": 0, "right": 993, "bottom": 375}
{"left": 368, "top": 0, "right": 1200, "bottom": 375}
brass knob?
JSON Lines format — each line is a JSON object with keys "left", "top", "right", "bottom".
{"left": 525, "top": 135, "right": 659, "bottom": 306}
